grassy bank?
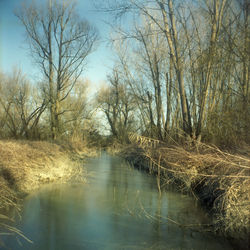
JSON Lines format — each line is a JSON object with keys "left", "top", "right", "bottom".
{"left": 118, "top": 135, "right": 250, "bottom": 247}
{"left": 0, "top": 139, "right": 96, "bottom": 243}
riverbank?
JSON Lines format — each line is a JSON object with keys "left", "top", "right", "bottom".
{"left": 117, "top": 136, "right": 250, "bottom": 249}
{"left": 0, "top": 139, "right": 97, "bottom": 242}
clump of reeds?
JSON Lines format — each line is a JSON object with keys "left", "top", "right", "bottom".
{"left": 124, "top": 134, "right": 250, "bottom": 241}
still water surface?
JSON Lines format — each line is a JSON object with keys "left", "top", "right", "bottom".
{"left": 4, "top": 153, "right": 233, "bottom": 249}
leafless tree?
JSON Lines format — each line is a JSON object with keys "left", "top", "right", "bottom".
{"left": 0, "top": 69, "right": 45, "bottom": 139}
{"left": 16, "top": 0, "right": 98, "bottom": 139}
{"left": 97, "top": 68, "right": 136, "bottom": 142}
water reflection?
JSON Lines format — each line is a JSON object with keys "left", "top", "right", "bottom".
{"left": 3, "top": 153, "right": 233, "bottom": 250}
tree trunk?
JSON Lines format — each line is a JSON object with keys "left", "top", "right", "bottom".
{"left": 158, "top": 0, "right": 192, "bottom": 137}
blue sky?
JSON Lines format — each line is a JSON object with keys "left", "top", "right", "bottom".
{"left": 0, "top": 0, "right": 114, "bottom": 85}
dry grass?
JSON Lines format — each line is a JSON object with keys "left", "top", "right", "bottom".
{"left": 0, "top": 139, "right": 95, "bottom": 243}
{"left": 106, "top": 140, "right": 126, "bottom": 155}
{"left": 56, "top": 138, "right": 99, "bottom": 159}
{"left": 0, "top": 140, "right": 87, "bottom": 193}
{"left": 121, "top": 134, "right": 250, "bottom": 242}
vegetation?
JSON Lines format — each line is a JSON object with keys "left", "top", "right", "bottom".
{"left": 0, "top": 0, "right": 249, "bottom": 247}
{"left": 95, "top": 2, "right": 250, "bottom": 245}
{"left": 0, "top": 0, "right": 100, "bottom": 243}
{"left": 97, "top": 0, "right": 249, "bottom": 147}
{"left": 0, "top": 0, "right": 99, "bottom": 142}
{"left": 1, "top": 0, "right": 248, "bottom": 149}
{"left": 16, "top": 0, "right": 98, "bottom": 140}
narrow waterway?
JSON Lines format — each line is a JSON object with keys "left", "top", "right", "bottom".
{"left": 3, "top": 153, "right": 233, "bottom": 250}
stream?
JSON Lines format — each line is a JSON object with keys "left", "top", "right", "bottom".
{"left": 2, "top": 153, "right": 233, "bottom": 249}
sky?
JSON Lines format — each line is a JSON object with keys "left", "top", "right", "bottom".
{"left": 0, "top": 0, "right": 115, "bottom": 88}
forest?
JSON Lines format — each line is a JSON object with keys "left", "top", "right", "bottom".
{"left": 0, "top": 0, "right": 249, "bottom": 147}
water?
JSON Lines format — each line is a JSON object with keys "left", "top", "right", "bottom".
{"left": 2, "top": 153, "right": 233, "bottom": 249}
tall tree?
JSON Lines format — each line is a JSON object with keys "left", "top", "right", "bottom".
{"left": 16, "top": 0, "right": 98, "bottom": 139}
{"left": 195, "top": 0, "right": 227, "bottom": 141}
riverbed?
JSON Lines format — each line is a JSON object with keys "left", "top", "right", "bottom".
{"left": 2, "top": 153, "right": 233, "bottom": 249}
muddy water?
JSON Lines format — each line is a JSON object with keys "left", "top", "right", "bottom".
{"left": 3, "top": 153, "right": 233, "bottom": 249}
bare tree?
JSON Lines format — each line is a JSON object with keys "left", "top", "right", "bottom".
{"left": 0, "top": 69, "right": 46, "bottom": 139}
{"left": 16, "top": 0, "right": 98, "bottom": 139}
{"left": 60, "top": 78, "right": 92, "bottom": 140}
{"left": 194, "top": 0, "right": 227, "bottom": 141}
{"left": 97, "top": 69, "right": 135, "bottom": 142}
